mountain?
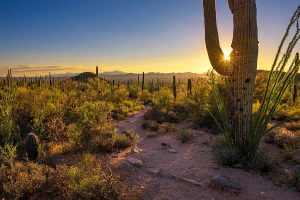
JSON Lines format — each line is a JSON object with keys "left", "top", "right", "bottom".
{"left": 99, "top": 72, "right": 206, "bottom": 83}
{"left": 71, "top": 72, "right": 97, "bottom": 81}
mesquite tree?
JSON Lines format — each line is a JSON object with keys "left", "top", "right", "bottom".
{"left": 203, "top": 0, "right": 258, "bottom": 150}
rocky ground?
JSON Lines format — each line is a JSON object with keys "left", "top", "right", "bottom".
{"left": 109, "top": 110, "right": 300, "bottom": 200}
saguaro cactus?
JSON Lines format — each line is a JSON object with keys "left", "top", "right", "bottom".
{"left": 187, "top": 78, "right": 192, "bottom": 95}
{"left": 142, "top": 72, "right": 145, "bottom": 92}
{"left": 96, "top": 66, "right": 99, "bottom": 77}
{"left": 172, "top": 76, "right": 177, "bottom": 100}
{"left": 203, "top": 0, "right": 259, "bottom": 148}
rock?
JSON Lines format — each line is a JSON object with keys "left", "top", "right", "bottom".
{"left": 292, "top": 150, "right": 300, "bottom": 163}
{"left": 211, "top": 175, "right": 241, "bottom": 193}
{"left": 161, "top": 143, "right": 177, "bottom": 153}
{"left": 118, "top": 162, "right": 135, "bottom": 171}
{"left": 161, "top": 143, "right": 172, "bottom": 149}
{"left": 145, "top": 167, "right": 161, "bottom": 174}
{"left": 146, "top": 132, "right": 157, "bottom": 138}
{"left": 168, "top": 148, "right": 177, "bottom": 153}
{"left": 132, "top": 146, "right": 143, "bottom": 153}
{"left": 127, "top": 158, "right": 143, "bottom": 167}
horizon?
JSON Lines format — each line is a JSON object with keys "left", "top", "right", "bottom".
{"left": 0, "top": 0, "right": 299, "bottom": 76}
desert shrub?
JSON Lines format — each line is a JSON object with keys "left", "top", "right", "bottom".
{"left": 0, "top": 155, "right": 121, "bottom": 200}
{"left": 213, "top": 136, "right": 271, "bottom": 172}
{"left": 0, "top": 162, "right": 51, "bottom": 199}
{"left": 0, "top": 144, "right": 17, "bottom": 166}
{"left": 91, "top": 129, "right": 138, "bottom": 153}
{"left": 0, "top": 103, "right": 18, "bottom": 145}
{"left": 128, "top": 85, "right": 139, "bottom": 99}
{"left": 268, "top": 127, "right": 300, "bottom": 150}
{"left": 286, "top": 120, "right": 300, "bottom": 131}
{"left": 159, "top": 123, "right": 179, "bottom": 133}
{"left": 70, "top": 101, "right": 113, "bottom": 145}
{"left": 144, "top": 106, "right": 179, "bottom": 124}
{"left": 274, "top": 103, "right": 300, "bottom": 120}
{"left": 142, "top": 120, "right": 159, "bottom": 131}
{"left": 244, "top": 151, "right": 271, "bottom": 173}
{"left": 178, "top": 129, "right": 193, "bottom": 143}
{"left": 185, "top": 78, "right": 217, "bottom": 129}
{"left": 213, "top": 136, "right": 241, "bottom": 166}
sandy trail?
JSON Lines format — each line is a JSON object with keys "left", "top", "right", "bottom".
{"left": 112, "top": 110, "right": 300, "bottom": 200}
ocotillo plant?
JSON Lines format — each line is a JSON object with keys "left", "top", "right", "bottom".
{"left": 293, "top": 82, "right": 298, "bottom": 102}
{"left": 142, "top": 72, "right": 145, "bottom": 92}
{"left": 187, "top": 78, "right": 192, "bottom": 96}
{"left": 172, "top": 75, "right": 176, "bottom": 100}
{"left": 204, "top": 0, "right": 300, "bottom": 161}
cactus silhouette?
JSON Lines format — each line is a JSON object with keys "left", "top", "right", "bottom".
{"left": 142, "top": 72, "right": 145, "bottom": 92}
{"left": 172, "top": 75, "right": 177, "bottom": 100}
{"left": 203, "top": 0, "right": 259, "bottom": 147}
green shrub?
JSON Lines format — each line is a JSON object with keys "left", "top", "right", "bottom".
{"left": 142, "top": 120, "right": 159, "bottom": 131}
{"left": 286, "top": 121, "right": 300, "bottom": 131}
{"left": 178, "top": 129, "right": 193, "bottom": 143}
{"left": 245, "top": 151, "right": 271, "bottom": 173}
{"left": 0, "top": 103, "right": 18, "bottom": 145}
{"left": 213, "top": 136, "right": 240, "bottom": 166}
{"left": 159, "top": 123, "right": 179, "bottom": 133}
{"left": 0, "top": 162, "right": 50, "bottom": 199}
{"left": 0, "top": 143, "right": 17, "bottom": 166}
{"left": 0, "top": 155, "right": 121, "bottom": 200}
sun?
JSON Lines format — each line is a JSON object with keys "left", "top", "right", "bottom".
{"left": 223, "top": 49, "right": 232, "bottom": 61}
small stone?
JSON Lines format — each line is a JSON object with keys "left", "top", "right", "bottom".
{"left": 132, "top": 147, "right": 143, "bottom": 153}
{"left": 211, "top": 175, "right": 241, "bottom": 193}
{"left": 146, "top": 132, "right": 157, "bottom": 138}
{"left": 145, "top": 167, "right": 161, "bottom": 174}
{"left": 168, "top": 148, "right": 177, "bottom": 153}
{"left": 118, "top": 162, "right": 134, "bottom": 171}
{"left": 127, "top": 158, "right": 143, "bottom": 167}
{"left": 161, "top": 143, "right": 172, "bottom": 149}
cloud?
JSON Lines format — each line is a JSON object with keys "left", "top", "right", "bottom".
{"left": 11, "top": 65, "right": 73, "bottom": 73}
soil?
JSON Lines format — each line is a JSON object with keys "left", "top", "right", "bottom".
{"left": 110, "top": 110, "right": 300, "bottom": 200}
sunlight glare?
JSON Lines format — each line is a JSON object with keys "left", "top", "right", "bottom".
{"left": 223, "top": 49, "right": 232, "bottom": 61}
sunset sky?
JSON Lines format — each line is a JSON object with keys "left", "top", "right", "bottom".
{"left": 0, "top": 0, "right": 299, "bottom": 76}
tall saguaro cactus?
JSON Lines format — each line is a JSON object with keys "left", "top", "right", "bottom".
{"left": 203, "top": 0, "right": 259, "bottom": 149}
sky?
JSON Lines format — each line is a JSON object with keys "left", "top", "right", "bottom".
{"left": 0, "top": 0, "right": 299, "bottom": 76}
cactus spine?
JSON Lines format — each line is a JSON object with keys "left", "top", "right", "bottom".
{"left": 203, "top": 0, "right": 259, "bottom": 147}
{"left": 172, "top": 75, "right": 177, "bottom": 100}
{"left": 25, "top": 133, "right": 39, "bottom": 161}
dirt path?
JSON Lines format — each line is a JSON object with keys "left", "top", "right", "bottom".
{"left": 112, "top": 111, "right": 300, "bottom": 200}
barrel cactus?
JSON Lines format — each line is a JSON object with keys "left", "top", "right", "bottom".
{"left": 25, "top": 133, "right": 39, "bottom": 160}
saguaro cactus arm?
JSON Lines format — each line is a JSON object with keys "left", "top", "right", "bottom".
{"left": 203, "top": 0, "right": 235, "bottom": 75}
